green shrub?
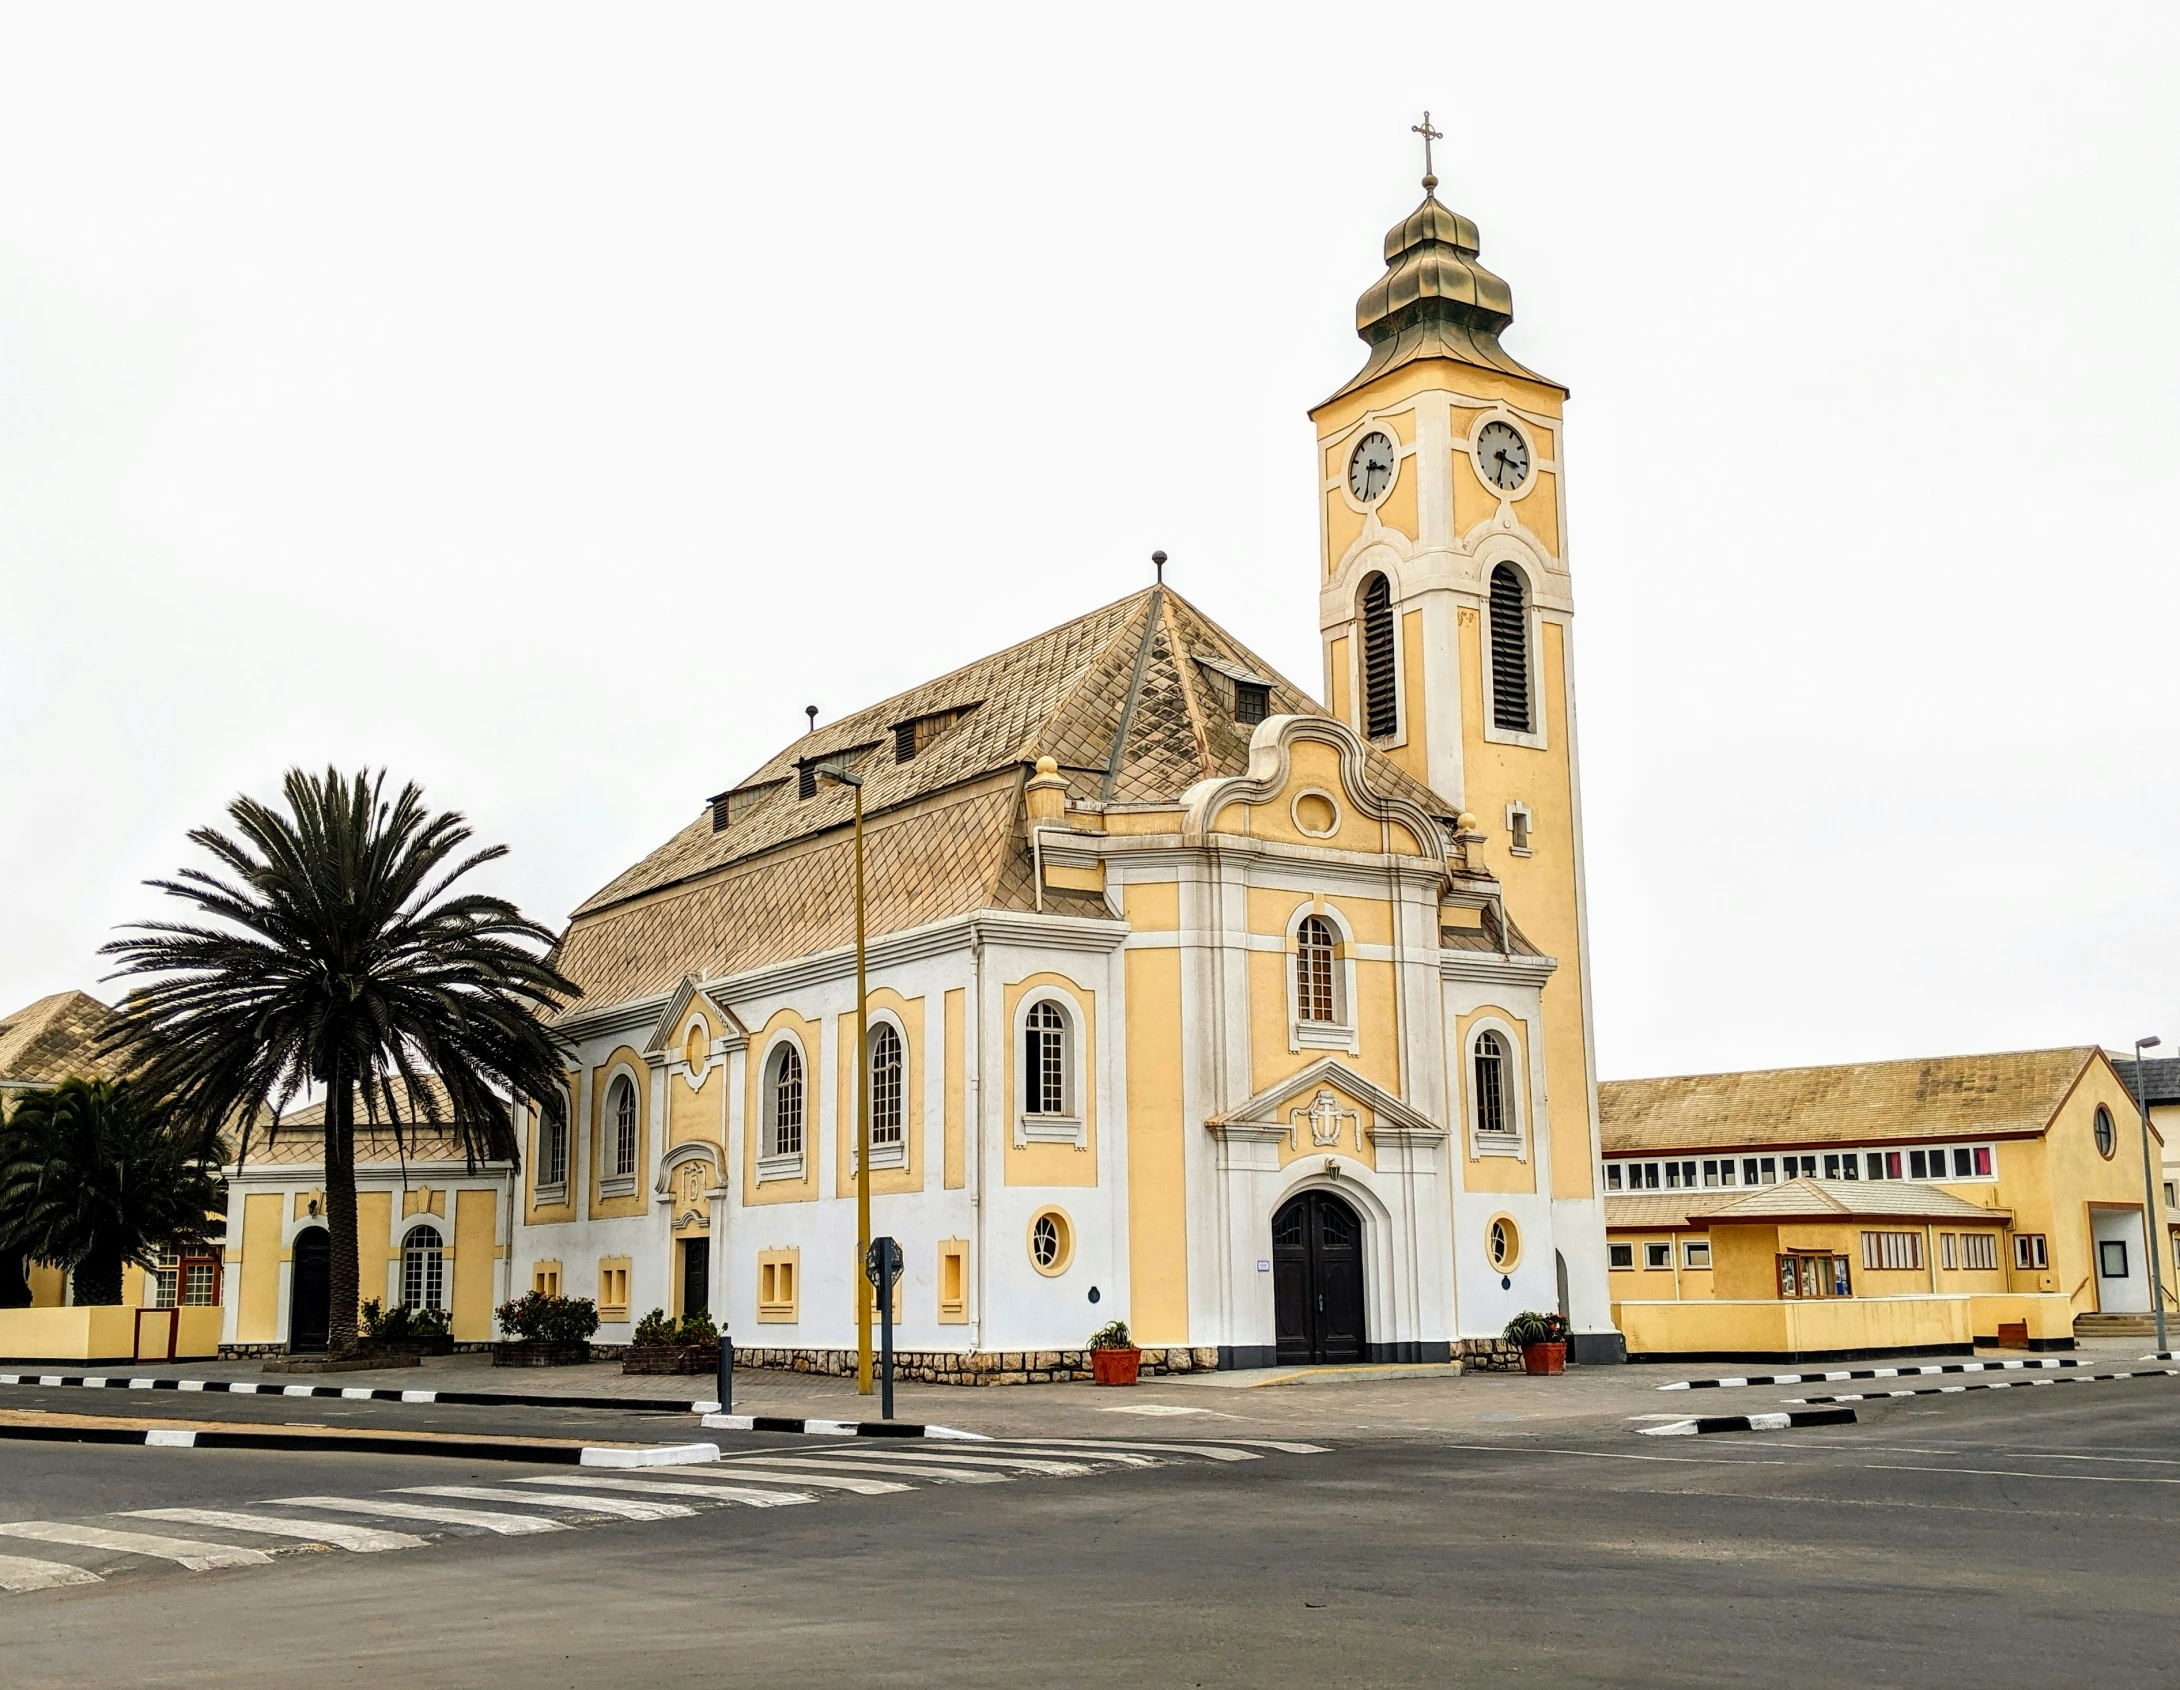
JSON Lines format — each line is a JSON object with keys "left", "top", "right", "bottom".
{"left": 1503, "top": 1310, "right": 1570, "bottom": 1347}
{"left": 676, "top": 1307, "right": 718, "bottom": 1345}
{"left": 634, "top": 1306, "right": 718, "bottom": 1346}
{"left": 495, "top": 1291, "right": 600, "bottom": 1343}
{"left": 1088, "top": 1320, "right": 1134, "bottom": 1351}
{"left": 633, "top": 1308, "right": 677, "bottom": 1347}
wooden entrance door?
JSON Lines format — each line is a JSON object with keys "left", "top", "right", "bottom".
{"left": 1272, "top": 1191, "right": 1366, "bottom": 1365}
{"left": 680, "top": 1236, "right": 711, "bottom": 1320}
{"left": 289, "top": 1228, "right": 331, "bottom": 1353}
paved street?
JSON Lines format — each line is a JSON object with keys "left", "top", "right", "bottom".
{"left": 3, "top": 1363, "right": 2178, "bottom": 1687}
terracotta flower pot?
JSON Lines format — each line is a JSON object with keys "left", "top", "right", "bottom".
{"left": 1092, "top": 1347, "right": 1141, "bottom": 1386}
{"left": 1521, "top": 1341, "right": 1566, "bottom": 1376}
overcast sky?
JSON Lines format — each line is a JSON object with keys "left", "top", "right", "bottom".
{"left": 4, "top": 5, "right": 2176, "bottom": 1081}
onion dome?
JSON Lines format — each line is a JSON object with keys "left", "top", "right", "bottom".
{"left": 1323, "top": 185, "right": 1561, "bottom": 404}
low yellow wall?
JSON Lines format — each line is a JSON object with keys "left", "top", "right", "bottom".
{"left": 1612, "top": 1293, "right": 2077, "bottom": 1358}
{"left": 0, "top": 1306, "right": 142, "bottom": 1362}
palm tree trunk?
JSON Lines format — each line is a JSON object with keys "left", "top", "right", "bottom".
{"left": 324, "top": 1059, "right": 361, "bottom": 1356}
{"left": 73, "top": 1254, "right": 125, "bottom": 1307}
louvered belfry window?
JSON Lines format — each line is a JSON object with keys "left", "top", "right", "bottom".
{"left": 1488, "top": 564, "right": 1532, "bottom": 732}
{"left": 1296, "top": 916, "right": 1336, "bottom": 1023}
{"left": 1360, "top": 573, "right": 1397, "bottom": 740}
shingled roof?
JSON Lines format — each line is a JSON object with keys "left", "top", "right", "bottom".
{"left": 1599, "top": 1048, "right": 2102, "bottom": 1154}
{"left": 0, "top": 990, "right": 125, "bottom": 1090}
{"left": 555, "top": 586, "right": 1460, "bottom": 1014}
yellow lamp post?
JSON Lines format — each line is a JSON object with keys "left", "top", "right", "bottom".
{"left": 817, "top": 761, "right": 874, "bottom": 1394}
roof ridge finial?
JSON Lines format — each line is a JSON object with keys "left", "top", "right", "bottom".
{"left": 1411, "top": 109, "right": 1442, "bottom": 194}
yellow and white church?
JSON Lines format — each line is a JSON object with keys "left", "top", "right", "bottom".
{"left": 489, "top": 152, "right": 1617, "bottom": 1377}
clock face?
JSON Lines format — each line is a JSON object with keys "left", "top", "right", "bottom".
{"left": 1347, "top": 431, "right": 1396, "bottom": 504}
{"left": 1475, "top": 419, "right": 1531, "bottom": 493}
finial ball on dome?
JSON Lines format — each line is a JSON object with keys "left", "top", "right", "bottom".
{"left": 1036, "top": 755, "right": 1059, "bottom": 777}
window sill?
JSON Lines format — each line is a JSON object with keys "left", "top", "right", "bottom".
{"left": 756, "top": 1305, "right": 797, "bottom": 1323}
{"left": 854, "top": 1140, "right": 908, "bottom": 1173}
{"left": 533, "top": 1183, "right": 568, "bottom": 1208}
{"left": 755, "top": 1153, "right": 806, "bottom": 1185}
{"left": 1016, "top": 1113, "right": 1085, "bottom": 1149}
{"left": 1470, "top": 1132, "right": 1526, "bottom": 1160}
{"left": 599, "top": 1176, "right": 637, "bottom": 1200}
{"left": 598, "top": 1306, "right": 629, "bottom": 1324}
{"left": 1292, "top": 1021, "right": 1357, "bottom": 1053}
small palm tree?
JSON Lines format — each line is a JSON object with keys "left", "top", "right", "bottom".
{"left": 102, "top": 768, "right": 576, "bottom": 1354}
{"left": 0, "top": 1077, "right": 224, "bottom": 1306}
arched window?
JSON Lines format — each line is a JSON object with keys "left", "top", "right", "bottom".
{"left": 1025, "top": 1001, "right": 1068, "bottom": 1116}
{"left": 765, "top": 1043, "right": 805, "bottom": 1159}
{"left": 1359, "top": 573, "right": 1397, "bottom": 740}
{"left": 541, "top": 1093, "right": 569, "bottom": 1190}
{"left": 1488, "top": 564, "right": 1532, "bottom": 733}
{"left": 1473, "top": 1030, "right": 1512, "bottom": 1136}
{"left": 1296, "top": 916, "right": 1337, "bottom": 1023}
{"left": 870, "top": 1023, "right": 903, "bottom": 1147}
{"left": 401, "top": 1225, "right": 445, "bottom": 1311}
{"left": 608, "top": 1076, "right": 639, "bottom": 1179}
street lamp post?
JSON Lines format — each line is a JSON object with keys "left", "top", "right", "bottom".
{"left": 819, "top": 762, "right": 874, "bottom": 1394}
{"left": 2135, "top": 1035, "right": 2169, "bottom": 1356}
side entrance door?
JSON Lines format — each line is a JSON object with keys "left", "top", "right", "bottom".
{"left": 1272, "top": 1191, "right": 1366, "bottom": 1365}
{"left": 289, "top": 1228, "right": 331, "bottom": 1353}
{"left": 680, "top": 1235, "right": 711, "bottom": 1320}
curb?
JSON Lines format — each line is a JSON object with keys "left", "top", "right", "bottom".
{"left": 1789, "top": 1366, "right": 2180, "bottom": 1405}
{"left": 700, "top": 1413, "right": 986, "bottom": 1440}
{"left": 0, "top": 1418, "right": 722, "bottom": 1465}
{"left": 1661, "top": 1359, "right": 2086, "bottom": 1392}
{"left": 1641, "top": 1408, "right": 1858, "bottom": 1437}
{"left": 0, "top": 1372, "right": 709, "bottom": 1415}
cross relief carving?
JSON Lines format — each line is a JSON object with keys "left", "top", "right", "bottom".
{"left": 1289, "top": 1088, "right": 1359, "bottom": 1151}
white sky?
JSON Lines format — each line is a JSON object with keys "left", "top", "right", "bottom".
{"left": 4, "top": 5, "right": 2177, "bottom": 1081}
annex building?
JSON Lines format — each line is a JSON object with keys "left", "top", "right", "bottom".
{"left": 1600, "top": 1047, "right": 2167, "bottom": 1361}
{"left": 485, "top": 157, "right": 1619, "bottom": 1377}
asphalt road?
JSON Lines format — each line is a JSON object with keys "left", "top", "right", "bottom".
{"left": 5, "top": 1377, "right": 2178, "bottom": 1688}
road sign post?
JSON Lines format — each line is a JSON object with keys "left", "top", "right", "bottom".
{"left": 866, "top": 1236, "right": 903, "bottom": 1420}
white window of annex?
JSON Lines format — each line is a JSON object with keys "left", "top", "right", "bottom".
{"left": 757, "top": 1032, "right": 809, "bottom": 1183}
{"left": 401, "top": 1224, "right": 446, "bottom": 1311}
{"left": 1463, "top": 1016, "right": 1528, "bottom": 1160}
{"left": 598, "top": 1063, "right": 644, "bottom": 1199}
{"left": 1014, "top": 985, "right": 1087, "bottom": 1149}
{"left": 1285, "top": 902, "right": 1360, "bottom": 1055}
{"left": 855, "top": 1011, "right": 908, "bottom": 1172}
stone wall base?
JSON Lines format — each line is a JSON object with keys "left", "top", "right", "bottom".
{"left": 1454, "top": 1337, "right": 1527, "bottom": 1373}
{"left": 220, "top": 1340, "right": 496, "bottom": 1361}
{"left": 728, "top": 1344, "right": 1223, "bottom": 1386}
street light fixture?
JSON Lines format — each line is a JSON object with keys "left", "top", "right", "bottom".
{"left": 816, "top": 760, "right": 875, "bottom": 1395}
{"left": 2135, "top": 1035, "right": 2169, "bottom": 1356}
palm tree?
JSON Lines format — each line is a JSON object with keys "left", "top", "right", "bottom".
{"left": 0, "top": 1077, "right": 224, "bottom": 1305}
{"left": 102, "top": 768, "right": 576, "bottom": 1355}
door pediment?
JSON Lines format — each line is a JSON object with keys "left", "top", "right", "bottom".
{"left": 1206, "top": 1056, "right": 1444, "bottom": 1152}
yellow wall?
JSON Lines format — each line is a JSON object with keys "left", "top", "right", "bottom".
{"left": 451, "top": 1188, "right": 497, "bottom": 1342}
{"left": 943, "top": 988, "right": 966, "bottom": 1190}
{"left": 742, "top": 1010, "right": 821, "bottom": 1207}
{"left": 1125, "top": 943, "right": 1189, "bottom": 1345}
{"left": 833, "top": 989, "right": 925, "bottom": 1198}
{"left": 525, "top": 1080, "right": 580, "bottom": 1227}
{"left": 669, "top": 1057, "right": 725, "bottom": 1153}
{"left": 236, "top": 1191, "right": 285, "bottom": 1342}
{"left": 1002, "top": 972, "right": 1098, "bottom": 1188}
{"left": 358, "top": 1191, "right": 393, "bottom": 1314}
{"left": 589, "top": 1045, "right": 651, "bottom": 1221}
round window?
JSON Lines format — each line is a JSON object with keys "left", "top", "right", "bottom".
{"left": 1028, "top": 1208, "right": 1073, "bottom": 1276}
{"left": 2094, "top": 1105, "right": 2116, "bottom": 1159}
{"left": 1486, "top": 1214, "right": 1519, "bottom": 1272}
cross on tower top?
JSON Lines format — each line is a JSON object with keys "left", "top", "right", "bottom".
{"left": 1411, "top": 111, "right": 1443, "bottom": 192}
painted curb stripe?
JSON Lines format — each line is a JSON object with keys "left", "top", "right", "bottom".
{"left": 0, "top": 1373, "right": 711, "bottom": 1415}
{"left": 1787, "top": 1366, "right": 2180, "bottom": 1404}
{"left": 0, "top": 1421, "right": 716, "bottom": 1465}
{"left": 699, "top": 1412, "right": 986, "bottom": 1440}
{"left": 1640, "top": 1408, "right": 1858, "bottom": 1437}
{"left": 1661, "top": 1359, "right": 2087, "bottom": 1392}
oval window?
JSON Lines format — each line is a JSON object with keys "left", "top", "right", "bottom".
{"left": 1028, "top": 1208, "right": 1073, "bottom": 1275}
{"left": 2094, "top": 1104, "right": 2116, "bottom": 1159}
{"left": 1486, "top": 1214, "right": 1519, "bottom": 1272}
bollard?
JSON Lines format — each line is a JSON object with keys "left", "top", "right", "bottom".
{"left": 717, "top": 1333, "right": 733, "bottom": 1417}
{"left": 879, "top": 1240, "right": 896, "bottom": 1421}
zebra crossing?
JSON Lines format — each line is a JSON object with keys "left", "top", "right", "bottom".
{"left": 0, "top": 1435, "right": 1326, "bottom": 1597}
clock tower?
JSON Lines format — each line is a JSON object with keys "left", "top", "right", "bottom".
{"left": 1307, "top": 139, "right": 1602, "bottom": 1217}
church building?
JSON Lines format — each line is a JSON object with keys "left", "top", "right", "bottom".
{"left": 515, "top": 149, "right": 1618, "bottom": 1374}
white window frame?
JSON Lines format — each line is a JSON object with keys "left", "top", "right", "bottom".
{"left": 401, "top": 1224, "right": 445, "bottom": 1312}
{"left": 854, "top": 1010, "right": 909, "bottom": 1173}
{"left": 535, "top": 1085, "right": 571, "bottom": 1205}
{"left": 1683, "top": 1240, "right": 1711, "bottom": 1269}
{"left": 1504, "top": 801, "right": 1533, "bottom": 857}
{"left": 1463, "top": 1016, "right": 1528, "bottom": 1160}
{"left": 1014, "top": 986, "right": 1087, "bottom": 1148}
{"left": 1353, "top": 567, "right": 1407, "bottom": 749}
{"left": 1475, "top": 550, "right": 1548, "bottom": 751}
{"left": 1644, "top": 1241, "right": 1671, "bottom": 1270}
{"left": 598, "top": 1063, "right": 643, "bottom": 1199}
{"left": 2014, "top": 1232, "right": 2048, "bottom": 1270}
{"left": 757, "top": 1032, "right": 809, "bottom": 1183}
{"left": 1285, "top": 902, "right": 1360, "bottom": 1055}
{"left": 1608, "top": 1241, "right": 1634, "bottom": 1270}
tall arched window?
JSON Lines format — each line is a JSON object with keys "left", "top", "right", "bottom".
{"left": 541, "top": 1091, "right": 569, "bottom": 1190}
{"left": 1488, "top": 563, "right": 1532, "bottom": 733}
{"left": 870, "top": 1023, "right": 904, "bottom": 1147}
{"left": 766, "top": 1043, "right": 805, "bottom": 1159}
{"left": 1473, "top": 1030, "right": 1512, "bottom": 1136}
{"left": 1025, "top": 1001, "right": 1068, "bottom": 1116}
{"left": 401, "top": 1225, "right": 445, "bottom": 1311}
{"left": 1296, "top": 916, "right": 1336, "bottom": 1023}
{"left": 1359, "top": 573, "right": 1397, "bottom": 740}
{"left": 608, "top": 1076, "right": 638, "bottom": 1179}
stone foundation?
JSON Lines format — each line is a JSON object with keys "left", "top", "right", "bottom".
{"left": 220, "top": 1340, "right": 497, "bottom": 1361}
{"left": 726, "top": 1344, "right": 1223, "bottom": 1386}
{"left": 1454, "top": 1337, "right": 1527, "bottom": 1372}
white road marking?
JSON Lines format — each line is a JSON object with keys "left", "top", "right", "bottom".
{"left": 796, "top": 1448, "right": 1092, "bottom": 1476}
{"left": 0, "top": 1521, "right": 272, "bottom": 1570}
{"left": 1010, "top": 1439, "right": 1261, "bottom": 1461}
{"left": 265, "top": 1496, "right": 566, "bottom": 1535}
{"left": 128, "top": 1508, "right": 426, "bottom": 1552}
{"left": 513, "top": 1475, "right": 816, "bottom": 1507}
{"left": 1098, "top": 1404, "right": 1213, "bottom": 1417}
{"left": 1866, "top": 1462, "right": 2180, "bottom": 1487}
{"left": 0, "top": 1552, "right": 103, "bottom": 1591}
{"left": 1202, "top": 1439, "right": 1330, "bottom": 1455}
{"left": 719, "top": 1455, "right": 1008, "bottom": 1484}
{"left": 399, "top": 1485, "right": 694, "bottom": 1521}
{"left": 691, "top": 1468, "right": 911, "bottom": 1495}
{"left": 1432, "top": 1442, "right": 1789, "bottom": 1467}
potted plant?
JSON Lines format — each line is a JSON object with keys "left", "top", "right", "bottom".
{"left": 1088, "top": 1319, "right": 1141, "bottom": 1386}
{"left": 360, "top": 1299, "right": 455, "bottom": 1357}
{"left": 623, "top": 1307, "right": 722, "bottom": 1375}
{"left": 492, "top": 1291, "right": 600, "bottom": 1366}
{"left": 1504, "top": 1310, "right": 1570, "bottom": 1375}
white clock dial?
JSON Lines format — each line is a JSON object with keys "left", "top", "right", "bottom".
{"left": 1476, "top": 419, "right": 1531, "bottom": 493}
{"left": 1347, "top": 431, "right": 1396, "bottom": 504}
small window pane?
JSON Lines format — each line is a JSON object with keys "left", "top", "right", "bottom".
{"left": 1609, "top": 1242, "right": 1634, "bottom": 1270}
{"left": 1974, "top": 1146, "right": 1992, "bottom": 1176}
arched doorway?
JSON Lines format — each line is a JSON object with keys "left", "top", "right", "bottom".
{"left": 289, "top": 1228, "right": 331, "bottom": 1353}
{"left": 1272, "top": 1190, "right": 1366, "bottom": 1365}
